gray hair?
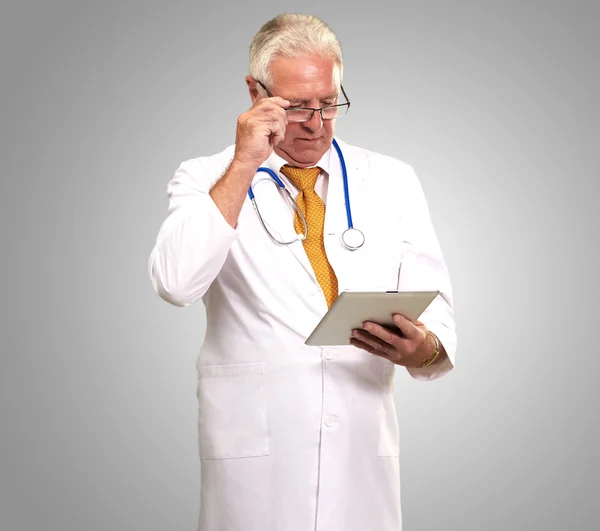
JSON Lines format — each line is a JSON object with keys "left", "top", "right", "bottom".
{"left": 249, "top": 13, "right": 343, "bottom": 90}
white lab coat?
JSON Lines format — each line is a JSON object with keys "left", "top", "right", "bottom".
{"left": 148, "top": 137, "right": 456, "bottom": 531}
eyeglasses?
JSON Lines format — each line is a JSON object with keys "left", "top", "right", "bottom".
{"left": 256, "top": 79, "right": 351, "bottom": 123}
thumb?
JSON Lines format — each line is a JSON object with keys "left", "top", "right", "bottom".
{"left": 391, "top": 314, "right": 421, "bottom": 339}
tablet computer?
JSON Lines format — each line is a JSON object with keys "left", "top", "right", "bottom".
{"left": 305, "top": 290, "right": 440, "bottom": 346}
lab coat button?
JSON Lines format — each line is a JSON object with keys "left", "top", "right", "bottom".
{"left": 323, "top": 348, "right": 334, "bottom": 360}
{"left": 325, "top": 416, "right": 337, "bottom": 427}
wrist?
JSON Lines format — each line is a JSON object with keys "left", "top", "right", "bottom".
{"left": 419, "top": 332, "right": 441, "bottom": 368}
{"left": 231, "top": 156, "right": 260, "bottom": 176}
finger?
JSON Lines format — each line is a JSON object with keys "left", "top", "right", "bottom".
{"left": 271, "top": 129, "right": 284, "bottom": 146}
{"left": 350, "top": 338, "right": 390, "bottom": 359}
{"left": 361, "top": 321, "right": 403, "bottom": 348}
{"left": 250, "top": 106, "right": 287, "bottom": 122}
{"left": 255, "top": 97, "right": 290, "bottom": 112}
{"left": 249, "top": 109, "right": 288, "bottom": 131}
{"left": 247, "top": 117, "right": 285, "bottom": 141}
{"left": 351, "top": 329, "right": 391, "bottom": 355}
{"left": 391, "top": 314, "right": 421, "bottom": 340}
{"left": 274, "top": 96, "right": 290, "bottom": 108}
{"left": 265, "top": 96, "right": 290, "bottom": 108}
{"left": 269, "top": 120, "right": 287, "bottom": 146}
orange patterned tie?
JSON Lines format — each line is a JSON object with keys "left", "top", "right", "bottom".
{"left": 280, "top": 165, "right": 339, "bottom": 308}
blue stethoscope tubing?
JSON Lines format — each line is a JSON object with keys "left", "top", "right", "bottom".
{"left": 247, "top": 138, "right": 365, "bottom": 250}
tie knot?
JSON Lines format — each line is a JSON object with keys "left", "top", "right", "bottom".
{"left": 280, "top": 165, "right": 321, "bottom": 191}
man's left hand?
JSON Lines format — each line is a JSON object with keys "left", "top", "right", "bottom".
{"left": 350, "top": 314, "right": 437, "bottom": 368}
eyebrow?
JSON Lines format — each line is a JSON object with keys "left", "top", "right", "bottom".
{"left": 287, "top": 93, "right": 339, "bottom": 105}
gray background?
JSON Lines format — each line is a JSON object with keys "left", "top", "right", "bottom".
{"left": 1, "top": 0, "right": 598, "bottom": 530}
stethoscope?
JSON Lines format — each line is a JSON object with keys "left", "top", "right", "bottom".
{"left": 247, "top": 138, "right": 365, "bottom": 251}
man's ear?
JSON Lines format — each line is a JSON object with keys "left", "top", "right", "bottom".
{"left": 246, "top": 76, "right": 260, "bottom": 104}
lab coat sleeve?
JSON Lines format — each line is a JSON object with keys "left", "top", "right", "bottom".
{"left": 148, "top": 154, "right": 238, "bottom": 307}
{"left": 397, "top": 164, "right": 457, "bottom": 381}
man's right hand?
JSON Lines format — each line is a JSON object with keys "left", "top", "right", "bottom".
{"left": 233, "top": 96, "right": 290, "bottom": 169}
{"left": 209, "top": 96, "right": 290, "bottom": 228}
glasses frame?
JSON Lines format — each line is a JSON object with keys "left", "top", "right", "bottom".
{"left": 255, "top": 79, "right": 351, "bottom": 122}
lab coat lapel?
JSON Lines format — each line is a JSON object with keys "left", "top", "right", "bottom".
{"left": 249, "top": 170, "right": 316, "bottom": 281}
{"left": 285, "top": 229, "right": 318, "bottom": 281}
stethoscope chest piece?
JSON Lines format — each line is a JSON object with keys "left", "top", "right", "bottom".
{"left": 341, "top": 227, "right": 365, "bottom": 251}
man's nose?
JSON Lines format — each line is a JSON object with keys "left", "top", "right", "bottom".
{"left": 302, "top": 110, "right": 323, "bottom": 132}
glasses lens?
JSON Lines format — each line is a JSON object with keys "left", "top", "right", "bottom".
{"left": 287, "top": 109, "right": 313, "bottom": 122}
{"left": 286, "top": 104, "right": 349, "bottom": 122}
{"left": 322, "top": 106, "right": 347, "bottom": 119}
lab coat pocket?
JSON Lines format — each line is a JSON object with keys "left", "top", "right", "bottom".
{"left": 197, "top": 362, "right": 269, "bottom": 460}
{"left": 379, "top": 363, "right": 400, "bottom": 458}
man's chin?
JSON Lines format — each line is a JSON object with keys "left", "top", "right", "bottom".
{"left": 276, "top": 141, "right": 331, "bottom": 167}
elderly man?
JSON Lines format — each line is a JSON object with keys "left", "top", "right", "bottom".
{"left": 149, "top": 12, "right": 456, "bottom": 531}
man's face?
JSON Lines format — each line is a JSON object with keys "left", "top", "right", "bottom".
{"left": 252, "top": 55, "right": 340, "bottom": 168}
